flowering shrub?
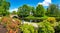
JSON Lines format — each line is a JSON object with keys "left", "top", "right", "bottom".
{"left": 1, "top": 17, "right": 11, "bottom": 28}
{"left": 1, "top": 16, "right": 12, "bottom": 24}
{"left": 13, "top": 18, "right": 21, "bottom": 25}
{"left": 7, "top": 18, "right": 21, "bottom": 33}
{"left": 47, "top": 17, "right": 56, "bottom": 23}
{"left": 0, "top": 16, "right": 21, "bottom": 33}
{"left": 9, "top": 29, "right": 13, "bottom": 33}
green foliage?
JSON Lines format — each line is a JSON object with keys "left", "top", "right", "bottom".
{"left": 46, "top": 17, "right": 58, "bottom": 27}
{"left": 17, "top": 4, "right": 35, "bottom": 17}
{"left": 38, "top": 21, "right": 55, "bottom": 33}
{"left": 12, "top": 11, "right": 17, "bottom": 15}
{"left": 47, "top": 17, "right": 56, "bottom": 23}
{"left": 55, "top": 17, "right": 60, "bottom": 22}
{"left": 25, "top": 15, "right": 36, "bottom": 20}
{"left": 0, "top": 18, "right": 1, "bottom": 24}
{"left": 0, "top": 0, "right": 10, "bottom": 16}
{"left": 20, "top": 24, "right": 37, "bottom": 33}
{"left": 41, "top": 15, "right": 48, "bottom": 20}
{"left": 47, "top": 4, "right": 60, "bottom": 17}
{"left": 55, "top": 22, "right": 60, "bottom": 33}
{"left": 35, "top": 4, "right": 45, "bottom": 17}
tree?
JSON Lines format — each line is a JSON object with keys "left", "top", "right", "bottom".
{"left": 34, "top": 4, "right": 45, "bottom": 17}
{"left": 0, "top": 0, "right": 10, "bottom": 16}
{"left": 47, "top": 4, "right": 60, "bottom": 17}
{"left": 12, "top": 11, "right": 17, "bottom": 15}
{"left": 17, "top": 4, "right": 35, "bottom": 18}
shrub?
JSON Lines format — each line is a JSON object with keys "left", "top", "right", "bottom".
{"left": 6, "top": 18, "right": 21, "bottom": 33}
{"left": 38, "top": 21, "right": 55, "bottom": 33}
{"left": 55, "top": 22, "right": 60, "bottom": 33}
{"left": 13, "top": 18, "right": 21, "bottom": 25}
{"left": 1, "top": 16, "right": 21, "bottom": 33}
{"left": 0, "top": 19, "right": 1, "bottom": 24}
{"left": 7, "top": 22, "right": 17, "bottom": 29}
{"left": 47, "top": 17, "right": 56, "bottom": 23}
{"left": 9, "top": 29, "right": 13, "bottom": 33}
{"left": 1, "top": 16, "right": 12, "bottom": 24}
{"left": 55, "top": 17, "right": 60, "bottom": 22}
{"left": 20, "top": 24, "right": 37, "bottom": 33}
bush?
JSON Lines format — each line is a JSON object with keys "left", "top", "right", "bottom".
{"left": 20, "top": 24, "right": 38, "bottom": 33}
{"left": 0, "top": 19, "right": 1, "bottom": 24}
{"left": 38, "top": 21, "right": 55, "bottom": 33}
{"left": 47, "top": 17, "right": 56, "bottom": 23}
{"left": 1, "top": 16, "right": 21, "bottom": 33}
{"left": 13, "top": 18, "right": 21, "bottom": 25}
{"left": 55, "top": 22, "right": 60, "bottom": 33}
{"left": 1, "top": 16, "right": 12, "bottom": 24}
{"left": 55, "top": 17, "right": 60, "bottom": 22}
{"left": 1, "top": 16, "right": 12, "bottom": 28}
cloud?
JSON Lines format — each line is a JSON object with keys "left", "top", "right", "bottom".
{"left": 38, "top": 0, "right": 51, "bottom": 6}
{"left": 59, "top": 4, "right": 60, "bottom": 6}
{"left": 10, "top": 8, "right": 18, "bottom": 12}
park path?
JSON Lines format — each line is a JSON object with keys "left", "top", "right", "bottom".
{"left": 0, "top": 25, "right": 7, "bottom": 33}
{"left": 0, "top": 17, "right": 7, "bottom": 33}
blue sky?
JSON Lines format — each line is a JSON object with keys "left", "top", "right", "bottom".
{"left": 8, "top": 0, "right": 60, "bottom": 12}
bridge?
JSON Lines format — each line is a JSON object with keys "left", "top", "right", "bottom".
{"left": 10, "top": 15, "right": 18, "bottom": 18}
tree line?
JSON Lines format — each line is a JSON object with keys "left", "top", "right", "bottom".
{"left": 0, "top": 0, "right": 60, "bottom": 18}
{"left": 17, "top": 4, "right": 60, "bottom": 18}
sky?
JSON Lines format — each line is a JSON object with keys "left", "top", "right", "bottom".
{"left": 8, "top": 0, "right": 60, "bottom": 12}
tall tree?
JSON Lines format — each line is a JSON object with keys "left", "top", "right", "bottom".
{"left": 0, "top": 0, "right": 10, "bottom": 16}
{"left": 35, "top": 4, "right": 45, "bottom": 17}
{"left": 17, "top": 4, "right": 35, "bottom": 18}
{"left": 47, "top": 4, "right": 60, "bottom": 17}
{"left": 12, "top": 11, "right": 17, "bottom": 15}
